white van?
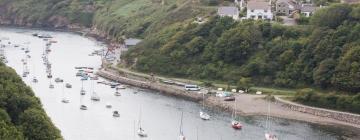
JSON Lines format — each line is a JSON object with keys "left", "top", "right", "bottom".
{"left": 184, "top": 85, "right": 200, "bottom": 91}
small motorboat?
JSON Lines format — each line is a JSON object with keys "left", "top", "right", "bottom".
{"left": 106, "top": 103, "right": 112, "bottom": 108}
{"left": 137, "top": 128, "right": 147, "bottom": 137}
{"left": 90, "top": 76, "right": 99, "bottom": 80}
{"left": 81, "top": 77, "right": 88, "bottom": 81}
{"left": 32, "top": 77, "right": 38, "bottom": 83}
{"left": 76, "top": 72, "right": 83, "bottom": 76}
{"left": 55, "top": 78, "right": 63, "bottom": 83}
{"left": 61, "top": 98, "right": 70, "bottom": 103}
{"left": 265, "top": 133, "right": 278, "bottom": 140}
{"left": 38, "top": 34, "right": 52, "bottom": 38}
{"left": 91, "top": 93, "right": 100, "bottom": 101}
{"left": 116, "top": 85, "right": 126, "bottom": 89}
{"left": 231, "top": 120, "right": 242, "bottom": 130}
{"left": 22, "top": 72, "right": 27, "bottom": 77}
{"left": 224, "top": 96, "right": 235, "bottom": 101}
{"left": 85, "top": 70, "right": 93, "bottom": 73}
{"left": 113, "top": 111, "right": 120, "bottom": 117}
{"left": 114, "top": 91, "right": 121, "bottom": 96}
{"left": 199, "top": 111, "right": 210, "bottom": 120}
{"left": 49, "top": 84, "right": 54, "bottom": 89}
{"left": 65, "top": 83, "right": 72, "bottom": 88}
{"left": 80, "top": 105, "right": 87, "bottom": 110}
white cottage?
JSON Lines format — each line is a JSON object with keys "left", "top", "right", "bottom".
{"left": 300, "top": 4, "right": 318, "bottom": 17}
{"left": 246, "top": 0, "right": 273, "bottom": 20}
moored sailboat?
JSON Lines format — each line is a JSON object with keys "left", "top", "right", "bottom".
{"left": 231, "top": 98, "right": 242, "bottom": 130}
{"left": 61, "top": 84, "right": 70, "bottom": 103}
{"left": 199, "top": 93, "right": 210, "bottom": 120}
{"left": 80, "top": 80, "right": 86, "bottom": 95}
{"left": 90, "top": 80, "right": 100, "bottom": 101}
{"left": 265, "top": 96, "right": 278, "bottom": 140}
{"left": 114, "top": 88, "right": 121, "bottom": 96}
{"left": 178, "top": 112, "right": 186, "bottom": 140}
{"left": 137, "top": 107, "right": 147, "bottom": 137}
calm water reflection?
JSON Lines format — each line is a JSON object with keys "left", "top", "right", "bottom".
{"left": 0, "top": 27, "right": 357, "bottom": 140}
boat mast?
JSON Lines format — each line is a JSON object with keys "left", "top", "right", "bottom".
{"left": 179, "top": 112, "right": 184, "bottom": 135}
{"left": 202, "top": 93, "right": 205, "bottom": 110}
{"left": 233, "top": 98, "right": 237, "bottom": 120}
{"left": 138, "top": 107, "right": 142, "bottom": 129}
{"left": 196, "top": 127, "right": 199, "bottom": 140}
{"left": 133, "top": 120, "right": 136, "bottom": 140}
{"left": 266, "top": 98, "right": 270, "bottom": 131}
{"left": 91, "top": 79, "right": 95, "bottom": 95}
{"left": 62, "top": 83, "right": 65, "bottom": 98}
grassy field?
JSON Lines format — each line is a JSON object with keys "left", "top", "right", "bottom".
{"left": 93, "top": 0, "right": 215, "bottom": 38}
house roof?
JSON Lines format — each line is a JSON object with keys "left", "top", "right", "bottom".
{"left": 341, "top": 0, "right": 360, "bottom": 4}
{"left": 125, "top": 38, "right": 142, "bottom": 46}
{"left": 247, "top": 1, "right": 271, "bottom": 10}
{"left": 217, "top": 6, "right": 239, "bottom": 15}
{"left": 301, "top": 5, "right": 317, "bottom": 12}
{"left": 276, "top": 0, "right": 299, "bottom": 7}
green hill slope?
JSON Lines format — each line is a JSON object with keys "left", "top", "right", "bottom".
{"left": 0, "top": 0, "right": 215, "bottom": 39}
{"left": 122, "top": 4, "right": 360, "bottom": 93}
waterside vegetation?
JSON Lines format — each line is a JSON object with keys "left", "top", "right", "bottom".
{"left": 0, "top": 62, "right": 62, "bottom": 140}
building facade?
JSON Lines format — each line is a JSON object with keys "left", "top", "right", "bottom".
{"left": 246, "top": 0, "right": 273, "bottom": 20}
{"left": 276, "top": 0, "right": 299, "bottom": 16}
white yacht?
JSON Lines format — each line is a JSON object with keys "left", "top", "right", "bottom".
{"left": 199, "top": 111, "right": 210, "bottom": 120}
{"left": 114, "top": 91, "right": 121, "bottom": 96}
{"left": 137, "top": 108, "right": 147, "bottom": 137}
{"left": 61, "top": 98, "right": 70, "bottom": 103}
{"left": 199, "top": 93, "right": 210, "bottom": 120}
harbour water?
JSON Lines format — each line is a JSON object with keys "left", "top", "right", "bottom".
{"left": 0, "top": 27, "right": 357, "bottom": 140}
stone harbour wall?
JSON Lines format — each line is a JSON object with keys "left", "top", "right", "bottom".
{"left": 275, "top": 97, "right": 360, "bottom": 125}
{"left": 96, "top": 69, "right": 202, "bottom": 101}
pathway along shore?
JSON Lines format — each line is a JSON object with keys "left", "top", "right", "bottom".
{"left": 96, "top": 68, "right": 360, "bottom": 131}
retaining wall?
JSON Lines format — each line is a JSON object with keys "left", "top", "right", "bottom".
{"left": 275, "top": 97, "right": 360, "bottom": 125}
{"left": 96, "top": 69, "right": 202, "bottom": 101}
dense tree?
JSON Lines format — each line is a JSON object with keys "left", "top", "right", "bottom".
{"left": 123, "top": 4, "right": 360, "bottom": 96}
{"left": 0, "top": 62, "right": 62, "bottom": 139}
{"left": 310, "top": 4, "right": 352, "bottom": 28}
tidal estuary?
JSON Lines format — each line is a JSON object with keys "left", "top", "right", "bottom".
{"left": 0, "top": 27, "right": 358, "bottom": 140}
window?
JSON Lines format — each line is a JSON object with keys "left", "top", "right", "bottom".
{"left": 251, "top": 10, "right": 254, "bottom": 12}
{"left": 265, "top": 10, "right": 268, "bottom": 12}
{"left": 251, "top": 15, "right": 255, "bottom": 19}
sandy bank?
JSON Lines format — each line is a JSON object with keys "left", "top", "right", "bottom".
{"left": 97, "top": 68, "right": 360, "bottom": 132}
